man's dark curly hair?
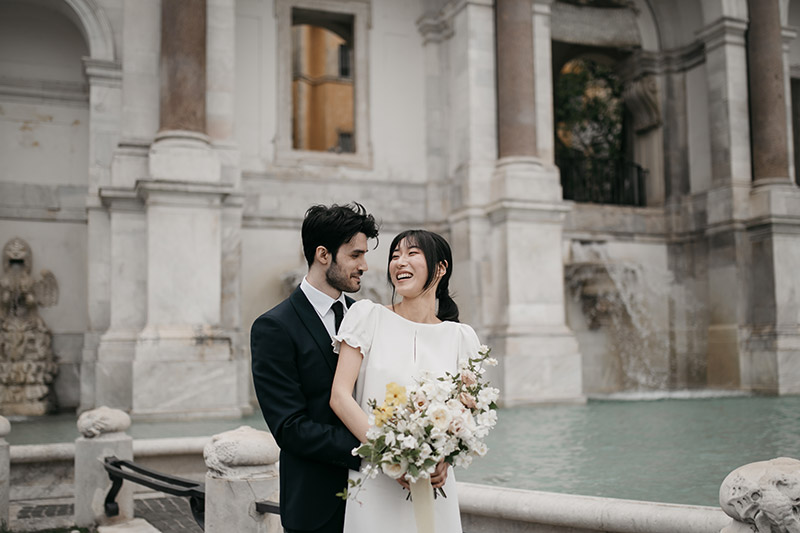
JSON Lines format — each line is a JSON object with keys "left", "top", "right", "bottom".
{"left": 301, "top": 202, "right": 379, "bottom": 266}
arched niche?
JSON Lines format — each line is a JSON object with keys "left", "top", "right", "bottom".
{"left": 551, "top": 0, "right": 665, "bottom": 206}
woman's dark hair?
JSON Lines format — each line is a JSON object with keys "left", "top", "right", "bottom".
{"left": 302, "top": 202, "right": 379, "bottom": 266}
{"left": 387, "top": 229, "right": 459, "bottom": 322}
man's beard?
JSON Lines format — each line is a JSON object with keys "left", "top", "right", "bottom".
{"left": 326, "top": 260, "right": 362, "bottom": 293}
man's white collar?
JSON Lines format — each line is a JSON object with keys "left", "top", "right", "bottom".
{"left": 300, "top": 276, "right": 346, "bottom": 317}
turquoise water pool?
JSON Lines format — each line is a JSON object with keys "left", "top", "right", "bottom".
{"left": 457, "top": 394, "right": 800, "bottom": 506}
{"left": 7, "top": 394, "right": 800, "bottom": 507}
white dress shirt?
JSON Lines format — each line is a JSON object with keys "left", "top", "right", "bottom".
{"left": 300, "top": 277, "right": 348, "bottom": 338}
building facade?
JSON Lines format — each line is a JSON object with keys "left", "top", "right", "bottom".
{"left": 1, "top": 0, "right": 799, "bottom": 417}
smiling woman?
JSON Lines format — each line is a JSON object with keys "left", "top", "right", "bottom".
{"left": 386, "top": 230, "right": 458, "bottom": 324}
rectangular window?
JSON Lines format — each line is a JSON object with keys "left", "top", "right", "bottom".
{"left": 339, "top": 43, "right": 351, "bottom": 79}
{"left": 276, "top": 0, "right": 371, "bottom": 167}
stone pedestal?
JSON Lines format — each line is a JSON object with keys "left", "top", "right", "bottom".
{"left": 488, "top": 159, "right": 583, "bottom": 404}
{"left": 204, "top": 426, "right": 281, "bottom": 533}
{"left": 132, "top": 176, "right": 240, "bottom": 418}
{"left": 744, "top": 184, "right": 800, "bottom": 394}
{"left": 74, "top": 407, "right": 134, "bottom": 528}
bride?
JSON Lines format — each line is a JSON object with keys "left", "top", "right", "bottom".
{"left": 330, "top": 229, "right": 481, "bottom": 532}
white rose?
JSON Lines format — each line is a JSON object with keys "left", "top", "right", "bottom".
{"left": 428, "top": 403, "right": 452, "bottom": 431}
{"left": 382, "top": 459, "right": 408, "bottom": 479}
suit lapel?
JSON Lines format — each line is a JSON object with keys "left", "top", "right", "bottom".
{"left": 289, "top": 287, "right": 339, "bottom": 373}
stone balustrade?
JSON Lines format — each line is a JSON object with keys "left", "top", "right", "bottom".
{"left": 3, "top": 415, "right": 798, "bottom": 533}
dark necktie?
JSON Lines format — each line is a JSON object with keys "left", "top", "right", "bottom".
{"left": 331, "top": 301, "right": 345, "bottom": 335}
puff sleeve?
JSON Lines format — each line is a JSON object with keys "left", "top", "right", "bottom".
{"left": 457, "top": 323, "right": 482, "bottom": 365}
{"left": 332, "top": 299, "right": 379, "bottom": 358}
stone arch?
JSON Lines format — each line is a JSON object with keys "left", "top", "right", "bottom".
{"left": 61, "top": 0, "right": 116, "bottom": 61}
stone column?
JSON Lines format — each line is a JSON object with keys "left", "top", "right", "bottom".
{"left": 74, "top": 407, "right": 134, "bottom": 527}
{"left": 204, "top": 426, "right": 281, "bottom": 533}
{"left": 496, "top": 0, "right": 536, "bottom": 160}
{"left": 696, "top": 7, "right": 752, "bottom": 391}
{"left": 132, "top": 0, "right": 242, "bottom": 418}
{"left": 95, "top": 0, "right": 160, "bottom": 412}
{"left": 80, "top": 56, "right": 123, "bottom": 413}
{"left": 0, "top": 417, "right": 8, "bottom": 528}
{"left": 747, "top": 0, "right": 790, "bottom": 185}
{"left": 488, "top": 0, "right": 582, "bottom": 404}
{"left": 743, "top": 0, "right": 800, "bottom": 395}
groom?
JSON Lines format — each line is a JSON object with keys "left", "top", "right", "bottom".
{"left": 251, "top": 202, "right": 380, "bottom": 533}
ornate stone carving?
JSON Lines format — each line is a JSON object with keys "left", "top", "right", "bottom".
{"left": 0, "top": 238, "right": 59, "bottom": 416}
{"left": 719, "top": 457, "right": 800, "bottom": 533}
{"left": 77, "top": 406, "right": 132, "bottom": 438}
{"left": 204, "top": 425, "right": 279, "bottom": 478}
{"left": 622, "top": 75, "right": 662, "bottom": 134}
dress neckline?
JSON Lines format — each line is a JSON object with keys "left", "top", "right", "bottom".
{"left": 379, "top": 303, "right": 447, "bottom": 327}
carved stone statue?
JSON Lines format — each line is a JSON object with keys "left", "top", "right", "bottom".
{"left": 719, "top": 457, "right": 800, "bottom": 533}
{"left": 0, "top": 237, "right": 59, "bottom": 415}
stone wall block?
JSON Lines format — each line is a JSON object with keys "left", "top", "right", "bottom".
{"left": 74, "top": 407, "right": 134, "bottom": 527}
{"left": 204, "top": 426, "right": 281, "bottom": 533}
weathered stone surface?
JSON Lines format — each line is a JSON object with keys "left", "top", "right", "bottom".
{"left": 719, "top": 457, "right": 800, "bottom": 533}
{"left": 204, "top": 425, "right": 279, "bottom": 478}
{"left": 0, "top": 237, "right": 59, "bottom": 416}
{"left": 77, "top": 406, "right": 131, "bottom": 438}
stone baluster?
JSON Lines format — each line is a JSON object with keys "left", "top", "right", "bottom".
{"left": 718, "top": 457, "right": 800, "bottom": 532}
{"left": 204, "top": 426, "right": 281, "bottom": 533}
{"left": 0, "top": 416, "right": 9, "bottom": 528}
{"left": 74, "top": 406, "right": 134, "bottom": 528}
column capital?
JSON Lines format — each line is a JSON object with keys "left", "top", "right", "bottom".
{"left": 696, "top": 17, "right": 747, "bottom": 52}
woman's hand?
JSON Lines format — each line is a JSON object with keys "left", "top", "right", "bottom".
{"left": 430, "top": 461, "right": 449, "bottom": 489}
{"left": 396, "top": 460, "right": 448, "bottom": 490}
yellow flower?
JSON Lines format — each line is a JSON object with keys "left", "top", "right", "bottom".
{"left": 372, "top": 403, "right": 394, "bottom": 427}
{"left": 384, "top": 382, "right": 407, "bottom": 407}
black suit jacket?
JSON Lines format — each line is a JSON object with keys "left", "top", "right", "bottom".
{"left": 251, "top": 287, "right": 361, "bottom": 531}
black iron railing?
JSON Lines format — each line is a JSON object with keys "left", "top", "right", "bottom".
{"left": 557, "top": 156, "right": 648, "bottom": 207}
{"left": 103, "top": 456, "right": 279, "bottom": 528}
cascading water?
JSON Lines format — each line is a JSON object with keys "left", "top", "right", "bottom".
{"left": 566, "top": 241, "right": 674, "bottom": 392}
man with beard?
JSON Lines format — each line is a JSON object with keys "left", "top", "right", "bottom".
{"left": 251, "top": 202, "right": 380, "bottom": 533}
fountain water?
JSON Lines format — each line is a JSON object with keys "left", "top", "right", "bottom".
{"left": 566, "top": 241, "right": 682, "bottom": 393}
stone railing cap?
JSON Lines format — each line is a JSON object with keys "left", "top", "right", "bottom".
{"left": 204, "top": 425, "right": 279, "bottom": 476}
{"left": 77, "top": 406, "right": 132, "bottom": 438}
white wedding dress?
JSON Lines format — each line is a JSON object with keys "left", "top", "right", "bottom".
{"left": 333, "top": 299, "right": 481, "bottom": 533}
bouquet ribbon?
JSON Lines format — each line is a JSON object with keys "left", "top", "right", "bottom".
{"left": 409, "top": 477, "right": 435, "bottom": 533}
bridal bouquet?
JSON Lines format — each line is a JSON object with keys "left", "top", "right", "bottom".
{"left": 339, "top": 345, "right": 499, "bottom": 501}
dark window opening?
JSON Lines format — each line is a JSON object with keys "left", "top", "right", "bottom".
{"left": 554, "top": 56, "right": 646, "bottom": 206}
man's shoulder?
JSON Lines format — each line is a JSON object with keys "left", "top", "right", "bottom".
{"left": 255, "top": 294, "right": 297, "bottom": 322}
